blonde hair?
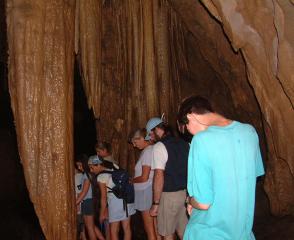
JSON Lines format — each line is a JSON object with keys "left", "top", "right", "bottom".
{"left": 95, "top": 141, "right": 112, "bottom": 154}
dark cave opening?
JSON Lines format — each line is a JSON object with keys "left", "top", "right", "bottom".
{"left": 73, "top": 59, "right": 97, "bottom": 157}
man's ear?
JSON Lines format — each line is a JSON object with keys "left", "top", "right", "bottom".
{"left": 186, "top": 113, "right": 193, "bottom": 120}
{"left": 187, "top": 113, "right": 199, "bottom": 121}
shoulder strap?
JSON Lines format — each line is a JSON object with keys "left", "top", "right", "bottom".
{"left": 97, "top": 170, "right": 114, "bottom": 176}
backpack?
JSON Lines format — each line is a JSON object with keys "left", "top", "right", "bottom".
{"left": 100, "top": 168, "right": 135, "bottom": 217}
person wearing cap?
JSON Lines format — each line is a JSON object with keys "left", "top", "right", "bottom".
{"left": 129, "top": 128, "right": 159, "bottom": 240}
{"left": 146, "top": 117, "right": 189, "bottom": 240}
{"left": 89, "top": 156, "right": 135, "bottom": 240}
{"left": 177, "top": 95, "right": 264, "bottom": 240}
{"left": 76, "top": 155, "right": 105, "bottom": 240}
{"left": 75, "top": 156, "right": 87, "bottom": 240}
{"left": 95, "top": 141, "right": 118, "bottom": 164}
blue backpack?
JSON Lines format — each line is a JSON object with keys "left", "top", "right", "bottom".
{"left": 100, "top": 168, "right": 135, "bottom": 216}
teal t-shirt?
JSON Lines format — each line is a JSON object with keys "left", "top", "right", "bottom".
{"left": 184, "top": 121, "right": 264, "bottom": 240}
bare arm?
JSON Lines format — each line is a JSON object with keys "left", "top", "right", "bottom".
{"left": 133, "top": 165, "right": 151, "bottom": 183}
{"left": 99, "top": 182, "right": 108, "bottom": 223}
{"left": 153, "top": 169, "right": 164, "bottom": 203}
{"left": 76, "top": 179, "right": 90, "bottom": 204}
{"left": 189, "top": 197, "right": 210, "bottom": 210}
{"left": 149, "top": 169, "right": 164, "bottom": 217}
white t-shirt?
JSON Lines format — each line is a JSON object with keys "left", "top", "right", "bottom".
{"left": 75, "top": 172, "right": 83, "bottom": 194}
{"left": 134, "top": 145, "right": 154, "bottom": 190}
{"left": 152, "top": 142, "right": 168, "bottom": 170}
{"left": 97, "top": 167, "right": 117, "bottom": 200}
{"left": 75, "top": 172, "right": 83, "bottom": 214}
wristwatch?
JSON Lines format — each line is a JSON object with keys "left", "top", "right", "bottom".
{"left": 152, "top": 201, "right": 160, "bottom": 205}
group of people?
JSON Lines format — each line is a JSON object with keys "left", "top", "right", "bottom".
{"left": 75, "top": 95, "right": 265, "bottom": 240}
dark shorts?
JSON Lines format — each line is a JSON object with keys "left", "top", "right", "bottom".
{"left": 81, "top": 198, "right": 94, "bottom": 215}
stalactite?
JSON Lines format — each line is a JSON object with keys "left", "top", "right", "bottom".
{"left": 77, "top": 0, "right": 188, "bottom": 169}
{"left": 167, "top": 4, "right": 187, "bottom": 123}
{"left": 77, "top": 0, "right": 102, "bottom": 117}
{"left": 153, "top": 0, "right": 171, "bottom": 120}
{"left": 142, "top": 0, "right": 159, "bottom": 118}
{"left": 6, "top": 0, "right": 76, "bottom": 239}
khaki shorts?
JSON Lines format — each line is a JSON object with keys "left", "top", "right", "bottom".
{"left": 157, "top": 190, "right": 188, "bottom": 237}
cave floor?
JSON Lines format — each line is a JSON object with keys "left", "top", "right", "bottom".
{"left": 1, "top": 199, "right": 293, "bottom": 239}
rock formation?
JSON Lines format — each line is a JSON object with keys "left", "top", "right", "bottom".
{"left": 5, "top": 0, "right": 294, "bottom": 239}
{"left": 197, "top": 0, "right": 294, "bottom": 216}
{"left": 6, "top": 0, "right": 76, "bottom": 239}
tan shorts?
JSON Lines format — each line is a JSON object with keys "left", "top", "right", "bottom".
{"left": 157, "top": 190, "right": 188, "bottom": 237}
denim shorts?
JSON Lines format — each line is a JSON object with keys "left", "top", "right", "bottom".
{"left": 81, "top": 198, "right": 94, "bottom": 216}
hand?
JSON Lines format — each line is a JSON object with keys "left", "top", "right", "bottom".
{"left": 187, "top": 203, "right": 193, "bottom": 215}
{"left": 149, "top": 204, "right": 159, "bottom": 217}
{"left": 99, "top": 213, "right": 105, "bottom": 224}
{"left": 99, "top": 209, "right": 108, "bottom": 224}
{"left": 77, "top": 204, "right": 81, "bottom": 213}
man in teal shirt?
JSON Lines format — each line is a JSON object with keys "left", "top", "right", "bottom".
{"left": 177, "top": 96, "right": 264, "bottom": 240}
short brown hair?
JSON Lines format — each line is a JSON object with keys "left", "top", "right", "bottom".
{"left": 177, "top": 95, "right": 214, "bottom": 125}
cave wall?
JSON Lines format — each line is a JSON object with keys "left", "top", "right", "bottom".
{"left": 6, "top": 0, "right": 76, "bottom": 239}
{"left": 170, "top": 0, "right": 294, "bottom": 216}
{"left": 172, "top": 1, "right": 266, "bottom": 155}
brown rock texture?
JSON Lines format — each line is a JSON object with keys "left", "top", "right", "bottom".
{"left": 6, "top": 0, "right": 76, "bottom": 239}
{"left": 170, "top": 0, "right": 263, "bottom": 132}
{"left": 75, "top": 0, "right": 102, "bottom": 117}
{"left": 5, "top": 0, "right": 294, "bottom": 239}
{"left": 171, "top": 0, "right": 294, "bottom": 215}
{"left": 77, "top": 0, "right": 187, "bottom": 170}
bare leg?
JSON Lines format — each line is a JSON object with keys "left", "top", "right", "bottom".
{"left": 80, "top": 225, "right": 87, "bottom": 240}
{"left": 104, "top": 222, "right": 110, "bottom": 240}
{"left": 163, "top": 235, "right": 174, "bottom": 240}
{"left": 176, "top": 229, "right": 184, "bottom": 240}
{"left": 141, "top": 210, "right": 157, "bottom": 240}
{"left": 153, "top": 217, "right": 162, "bottom": 240}
{"left": 83, "top": 215, "right": 97, "bottom": 240}
{"left": 110, "top": 222, "right": 120, "bottom": 240}
{"left": 121, "top": 218, "right": 132, "bottom": 240}
{"left": 94, "top": 226, "right": 105, "bottom": 240}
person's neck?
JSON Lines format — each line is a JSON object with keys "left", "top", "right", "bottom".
{"left": 206, "top": 113, "right": 232, "bottom": 127}
{"left": 143, "top": 141, "right": 150, "bottom": 148}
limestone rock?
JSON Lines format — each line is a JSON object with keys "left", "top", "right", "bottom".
{"left": 170, "top": 0, "right": 294, "bottom": 215}
{"left": 6, "top": 0, "right": 76, "bottom": 238}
